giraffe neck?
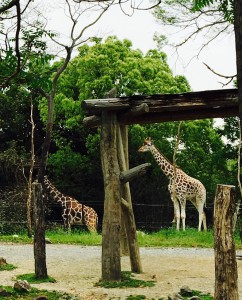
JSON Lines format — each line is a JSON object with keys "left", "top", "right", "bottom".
{"left": 43, "top": 177, "right": 67, "bottom": 207}
{"left": 150, "top": 145, "right": 175, "bottom": 178}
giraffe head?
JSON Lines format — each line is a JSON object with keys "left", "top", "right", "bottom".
{"left": 138, "top": 137, "right": 153, "bottom": 152}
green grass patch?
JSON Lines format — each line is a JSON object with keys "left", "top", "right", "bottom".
{"left": 137, "top": 228, "right": 215, "bottom": 248}
{"left": 0, "top": 228, "right": 241, "bottom": 249}
{"left": 16, "top": 273, "right": 56, "bottom": 283}
{"left": 0, "top": 285, "right": 80, "bottom": 299}
{"left": 0, "top": 234, "right": 32, "bottom": 244}
{"left": 125, "top": 289, "right": 213, "bottom": 300}
{"left": 0, "top": 263, "right": 17, "bottom": 271}
{"left": 95, "top": 271, "right": 156, "bottom": 289}
{"left": 46, "top": 228, "right": 102, "bottom": 245}
{"left": 182, "top": 290, "right": 214, "bottom": 300}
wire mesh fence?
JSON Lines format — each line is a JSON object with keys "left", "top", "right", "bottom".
{"left": 0, "top": 184, "right": 215, "bottom": 234}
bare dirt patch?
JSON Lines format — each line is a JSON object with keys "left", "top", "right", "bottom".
{"left": 0, "top": 244, "right": 241, "bottom": 299}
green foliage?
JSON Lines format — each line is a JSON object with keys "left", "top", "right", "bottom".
{"left": 95, "top": 271, "right": 155, "bottom": 288}
{"left": 193, "top": 0, "right": 234, "bottom": 23}
{"left": 16, "top": 273, "right": 56, "bottom": 283}
{"left": 0, "top": 22, "right": 53, "bottom": 88}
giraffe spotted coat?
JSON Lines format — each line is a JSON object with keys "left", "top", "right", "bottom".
{"left": 43, "top": 176, "right": 98, "bottom": 233}
{"left": 139, "top": 137, "right": 207, "bottom": 231}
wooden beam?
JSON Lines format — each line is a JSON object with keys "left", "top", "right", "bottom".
{"left": 82, "top": 98, "right": 130, "bottom": 112}
{"left": 120, "top": 163, "right": 151, "bottom": 183}
{"left": 82, "top": 89, "right": 238, "bottom": 114}
{"left": 119, "top": 106, "right": 238, "bottom": 125}
{"left": 82, "top": 89, "right": 238, "bottom": 127}
{"left": 82, "top": 115, "right": 101, "bottom": 128}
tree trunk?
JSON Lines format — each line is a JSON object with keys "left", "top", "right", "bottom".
{"left": 100, "top": 111, "right": 121, "bottom": 281}
{"left": 214, "top": 184, "right": 238, "bottom": 300}
{"left": 27, "top": 101, "right": 35, "bottom": 238}
{"left": 234, "top": 0, "right": 242, "bottom": 132}
{"left": 32, "top": 182, "right": 47, "bottom": 279}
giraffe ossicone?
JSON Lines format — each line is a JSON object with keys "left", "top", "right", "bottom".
{"left": 138, "top": 137, "right": 207, "bottom": 231}
{"left": 43, "top": 176, "right": 98, "bottom": 233}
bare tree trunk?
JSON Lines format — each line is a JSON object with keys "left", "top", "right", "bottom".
{"left": 26, "top": 100, "right": 35, "bottom": 238}
{"left": 214, "top": 184, "right": 238, "bottom": 300}
{"left": 233, "top": 120, "right": 242, "bottom": 231}
{"left": 32, "top": 182, "right": 47, "bottom": 279}
{"left": 101, "top": 111, "right": 121, "bottom": 281}
{"left": 234, "top": 0, "right": 242, "bottom": 133}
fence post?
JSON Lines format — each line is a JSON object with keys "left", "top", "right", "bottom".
{"left": 214, "top": 184, "right": 238, "bottom": 300}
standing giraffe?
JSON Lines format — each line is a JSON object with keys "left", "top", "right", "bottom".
{"left": 43, "top": 176, "right": 98, "bottom": 233}
{"left": 138, "top": 137, "right": 207, "bottom": 231}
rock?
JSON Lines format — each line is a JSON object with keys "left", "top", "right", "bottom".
{"left": 0, "top": 287, "right": 12, "bottom": 297}
{"left": 180, "top": 286, "right": 193, "bottom": 297}
{"left": 45, "top": 237, "right": 52, "bottom": 244}
{"left": 189, "top": 296, "right": 201, "bottom": 300}
{"left": 14, "top": 280, "right": 31, "bottom": 292}
{"left": 168, "top": 293, "right": 184, "bottom": 300}
{"left": 0, "top": 257, "right": 7, "bottom": 266}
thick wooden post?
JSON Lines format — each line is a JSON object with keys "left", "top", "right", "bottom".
{"left": 101, "top": 111, "right": 121, "bottom": 281}
{"left": 119, "top": 125, "right": 129, "bottom": 256}
{"left": 32, "top": 182, "right": 47, "bottom": 279}
{"left": 214, "top": 184, "right": 238, "bottom": 300}
{"left": 117, "top": 125, "right": 142, "bottom": 273}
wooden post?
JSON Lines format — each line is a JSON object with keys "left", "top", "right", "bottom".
{"left": 214, "top": 184, "right": 238, "bottom": 300}
{"left": 118, "top": 125, "right": 129, "bottom": 256}
{"left": 117, "top": 125, "right": 142, "bottom": 273}
{"left": 100, "top": 111, "right": 121, "bottom": 281}
{"left": 32, "top": 182, "right": 47, "bottom": 279}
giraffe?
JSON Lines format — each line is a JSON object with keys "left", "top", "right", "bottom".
{"left": 43, "top": 176, "right": 98, "bottom": 233}
{"left": 138, "top": 137, "right": 207, "bottom": 231}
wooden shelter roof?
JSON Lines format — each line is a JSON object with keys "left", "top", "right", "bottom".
{"left": 82, "top": 88, "right": 238, "bottom": 127}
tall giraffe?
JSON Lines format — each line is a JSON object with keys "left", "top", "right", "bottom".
{"left": 43, "top": 176, "right": 98, "bottom": 233}
{"left": 138, "top": 137, "right": 207, "bottom": 231}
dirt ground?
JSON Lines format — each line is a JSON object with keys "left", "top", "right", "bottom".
{"left": 1, "top": 244, "right": 242, "bottom": 300}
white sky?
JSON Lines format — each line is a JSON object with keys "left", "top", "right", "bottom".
{"left": 44, "top": 1, "right": 237, "bottom": 92}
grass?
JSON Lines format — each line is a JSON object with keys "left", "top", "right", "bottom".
{"left": 16, "top": 273, "right": 56, "bottom": 283}
{"left": 0, "top": 285, "right": 80, "bottom": 299}
{"left": 125, "top": 290, "right": 214, "bottom": 300}
{"left": 95, "top": 271, "right": 156, "bottom": 288}
{"left": 0, "top": 228, "right": 241, "bottom": 249}
{"left": 0, "top": 263, "right": 17, "bottom": 271}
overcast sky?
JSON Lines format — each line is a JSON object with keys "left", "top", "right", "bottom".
{"left": 45, "top": 1, "right": 237, "bottom": 92}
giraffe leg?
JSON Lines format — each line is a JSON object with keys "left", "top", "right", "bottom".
{"left": 172, "top": 198, "right": 181, "bottom": 231}
{"left": 198, "top": 211, "right": 202, "bottom": 231}
{"left": 202, "top": 210, "right": 207, "bottom": 231}
{"left": 63, "top": 210, "right": 72, "bottom": 233}
{"left": 180, "top": 202, "right": 186, "bottom": 231}
{"left": 196, "top": 197, "right": 207, "bottom": 231}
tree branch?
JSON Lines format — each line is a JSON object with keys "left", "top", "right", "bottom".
{"left": 203, "top": 62, "right": 237, "bottom": 86}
